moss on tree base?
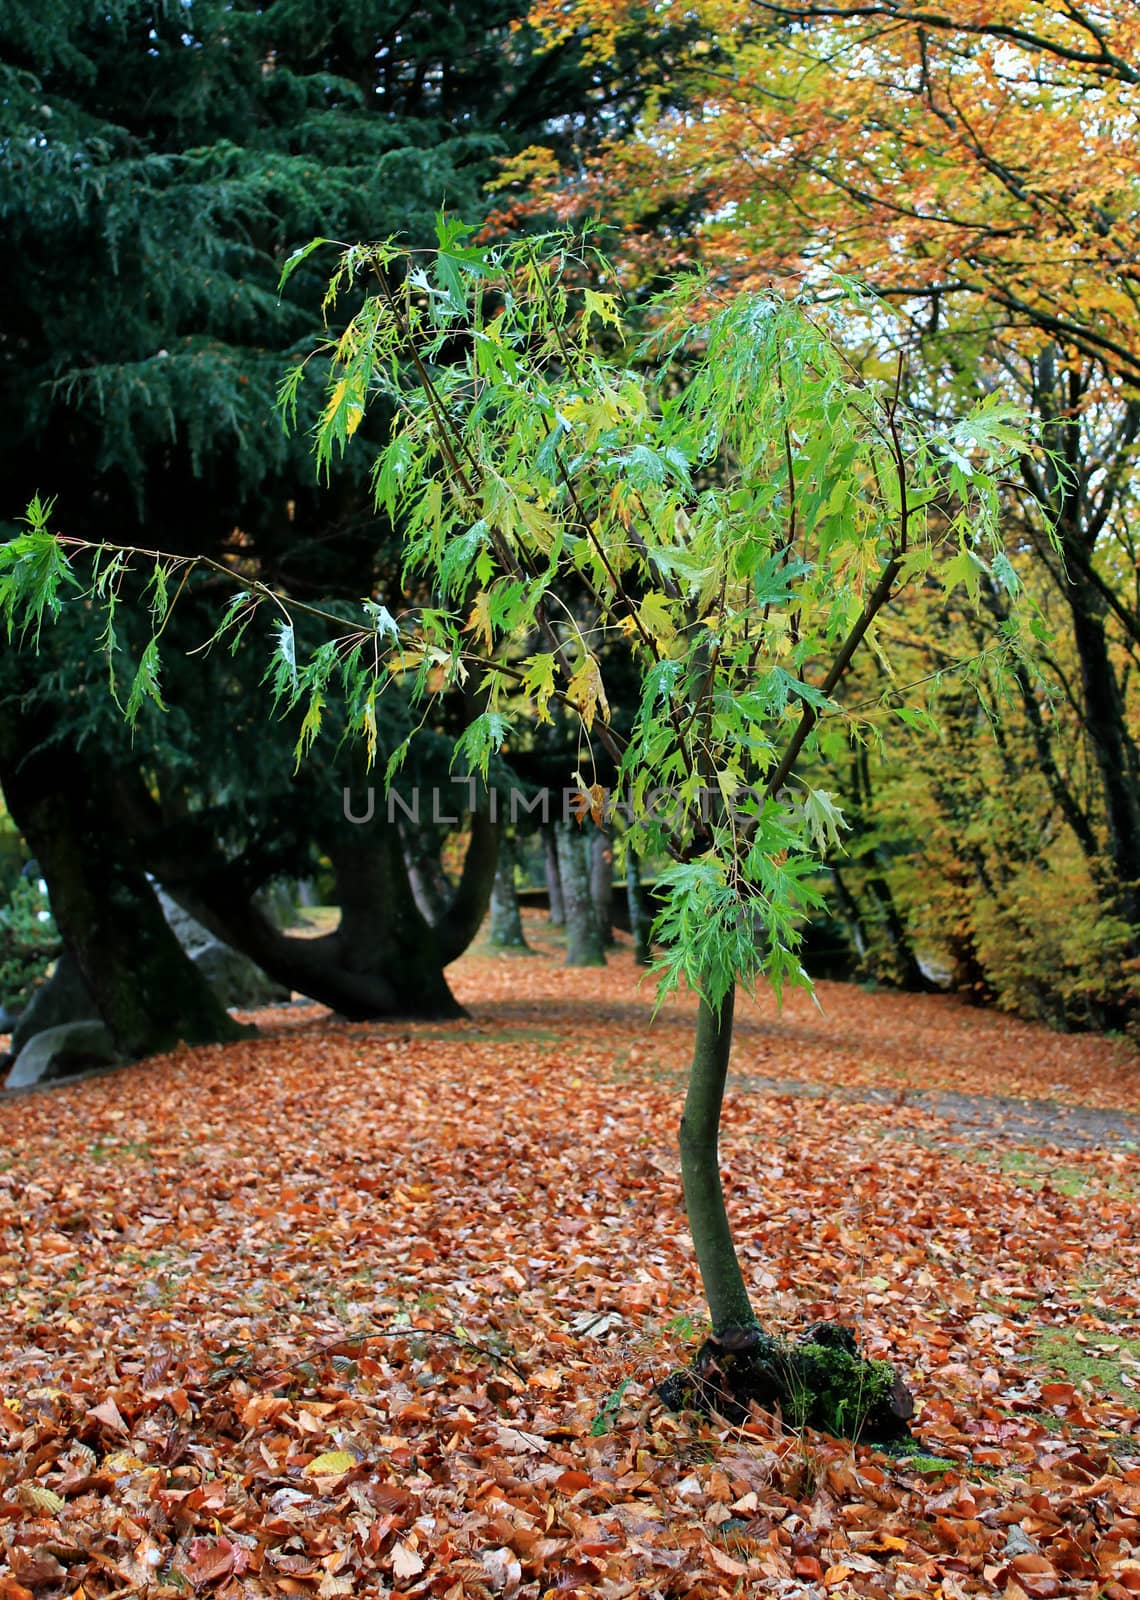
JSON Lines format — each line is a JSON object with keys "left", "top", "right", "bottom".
{"left": 657, "top": 1320, "right": 914, "bottom": 1442}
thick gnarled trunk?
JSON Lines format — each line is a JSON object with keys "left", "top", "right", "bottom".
{"left": 0, "top": 720, "right": 244, "bottom": 1058}
{"left": 153, "top": 807, "right": 499, "bottom": 1021}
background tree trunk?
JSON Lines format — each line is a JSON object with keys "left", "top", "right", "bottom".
{"left": 590, "top": 827, "right": 615, "bottom": 946}
{"left": 401, "top": 823, "right": 453, "bottom": 926}
{"left": 488, "top": 832, "right": 529, "bottom": 950}
{"left": 829, "top": 865, "right": 868, "bottom": 963}
{"left": 1068, "top": 587, "right": 1140, "bottom": 932}
{"left": 555, "top": 822, "right": 606, "bottom": 966}
{"left": 542, "top": 826, "right": 565, "bottom": 925}
{"left": 625, "top": 848, "right": 653, "bottom": 965}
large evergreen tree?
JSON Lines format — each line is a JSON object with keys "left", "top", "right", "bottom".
{"left": 0, "top": 0, "right": 673, "bottom": 1039}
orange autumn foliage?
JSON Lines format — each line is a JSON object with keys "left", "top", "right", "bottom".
{"left": 514, "top": 0, "right": 1140, "bottom": 380}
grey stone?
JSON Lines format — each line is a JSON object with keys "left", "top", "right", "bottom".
{"left": 154, "top": 885, "right": 289, "bottom": 1008}
{"left": 6, "top": 1019, "right": 118, "bottom": 1089}
{"left": 191, "top": 940, "right": 290, "bottom": 1009}
{"left": 154, "top": 887, "right": 216, "bottom": 958}
{"left": 9, "top": 950, "right": 99, "bottom": 1059}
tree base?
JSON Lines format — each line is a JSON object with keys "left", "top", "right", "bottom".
{"left": 656, "top": 1320, "right": 914, "bottom": 1442}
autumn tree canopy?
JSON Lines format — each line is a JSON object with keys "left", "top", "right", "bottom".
{"left": 503, "top": 0, "right": 1140, "bottom": 1026}
{"left": 518, "top": 0, "right": 1140, "bottom": 376}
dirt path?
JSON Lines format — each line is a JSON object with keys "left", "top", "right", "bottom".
{"left": 724, "top": 1073, "right": 1140, "bottom": 1150}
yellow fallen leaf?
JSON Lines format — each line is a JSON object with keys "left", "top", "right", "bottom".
{"left": 17, "top": 1482, "right": 65, "bottom": 1515}
{"left": 304, "top": 1451, "right": 356, "bottom": 1477}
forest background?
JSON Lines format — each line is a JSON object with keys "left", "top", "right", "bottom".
{"left": 2, "top": 0, "right": 1140, "bottom": 1043}
{"left": 6, "top": 8, "right": 1140, "bottom": 1597}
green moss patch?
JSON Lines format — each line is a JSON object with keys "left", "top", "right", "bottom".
{"left": 1030, "top": 1328, "right": 1140, "bottom": 1399}
{"left": 658, "top": 1320, "right": 913, "bottom": 1442}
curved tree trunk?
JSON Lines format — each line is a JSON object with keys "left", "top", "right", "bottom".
{"left": 0, "top": 717, "right": 245, "bottom": 1058}
{"left": 141, "top": 804, "right": 499, "bottom": 1021}
{"left": 663, "top": 979, "right": 914, "bottom": 1439}
{"left": 555, "top": 822, "right": 605, "bottom": 966}
{"left": 108, "top": 745, "right": 500, "bottom": 1021}
{"left": 865, "top": 868, "right": 937, "bottom": 991}
{"left": 488, "top": 832, "right": 529, "bottom": 950}
{"left": 680, "top": 987, "right": 756, "bottom": 1337}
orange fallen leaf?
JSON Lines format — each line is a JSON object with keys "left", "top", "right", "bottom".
{"left": 707, "top": 1544, "right": 749, "bottom": 1578}
{"left": 87, "top": 1397, "right": 128, "bottom": 1434}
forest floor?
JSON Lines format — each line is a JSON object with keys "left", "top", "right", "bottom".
{"left": 2, "top": 913, "right": 1140, "bottom": 1598}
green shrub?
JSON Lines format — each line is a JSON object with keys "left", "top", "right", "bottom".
{"left": 0, "top": 877, "right": 60, "bottom": 1012}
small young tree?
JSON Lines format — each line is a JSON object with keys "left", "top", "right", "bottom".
{"left": 4, "top": 227, "right": 1034, "bottom": 1433}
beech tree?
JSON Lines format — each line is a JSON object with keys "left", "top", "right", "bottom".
{"left": 3, "top": 230, "right": 1034, "bottom": 1432}
{"left": 511, "top": 0, "right": 1140, "bottom": 1014}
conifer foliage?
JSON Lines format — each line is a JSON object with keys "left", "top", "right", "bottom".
{"left": 1, "top": 0, "right": 559, "bottom": 557}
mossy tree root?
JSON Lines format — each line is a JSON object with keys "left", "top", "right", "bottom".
{"left": 657, "top": 1320, "right": 915, "bottom": 1442}
{"left": 675, "top": 981, "right": 914, "bottom": 1442}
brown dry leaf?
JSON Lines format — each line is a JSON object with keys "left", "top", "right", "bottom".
{"left": 181, "top": 1536, "right": 236, "bottom": 1587}
{"left": 390, "top": 1541, "right": 425, "bottom": 1580}
{"left": 86, "top": 1398, "right": 128, "bottom": 1435}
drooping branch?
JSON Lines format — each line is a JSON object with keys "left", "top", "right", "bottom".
{"left": 766, "top": 554, "right": 904, "bottom": 799}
